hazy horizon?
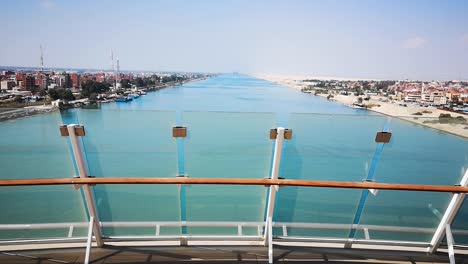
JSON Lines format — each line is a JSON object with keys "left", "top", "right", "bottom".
{"left": 2, "top": 64, "right": 466, "bottom": 82}
{"left": 2, "top": 0, "right": 468, "bottom": 80}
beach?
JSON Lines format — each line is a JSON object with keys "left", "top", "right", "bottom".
{"left": 253, "top": 74, "right": 468, "bottom": 139}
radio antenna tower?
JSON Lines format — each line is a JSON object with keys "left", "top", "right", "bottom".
{"left": 40, "top": 45, "right": 44, "bottom": 72}
{"left": 110, "top": 49, "right": 115, "bottom": 72}
{"left": 110, "top": 49, "right": 116, "bottom": 90}
{"left": 116, "top": 58, "right": 120, "bottom": 89}
{"left": 116, "top": 58, "right": 120, "bottom": 75}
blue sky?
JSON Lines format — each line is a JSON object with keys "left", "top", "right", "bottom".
{"left": 2, "top": 0, "right": 468, "bottom": 80}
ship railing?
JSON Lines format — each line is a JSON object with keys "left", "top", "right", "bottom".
{"left": 2, "top": 220, "right": 468, "bottom": 243}
{"left": 1, "top": 175, "right": 468, "bottom": 264}
{"left": 1, "top": 122, "right": 467, "bottom": 264}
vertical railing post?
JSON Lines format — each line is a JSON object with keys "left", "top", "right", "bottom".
{"left": 445, "top": 224, "right": 455, "bottom": 264}
{"left": 268, "top": 217, "right": 273, "bottom": 264}
{"left": 263, "top": 127, "right": 286, "bottom": 245}
{"left": 173, "top": 124, "right": 188, "bottom": 236}
{"left": 428, "top": 169, "right": 468, "bottom": 253}
{"left": 84, "top": 216, "right": 94, "bottom": 264}
{"left": 67, "top": 124, "right": 104, "bottom": 247}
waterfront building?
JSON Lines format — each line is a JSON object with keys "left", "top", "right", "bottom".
{"left": 446, "top": 89, "right": 461, "bottom": 102}
{"left": 404, "top": 92, "right": 421, "bottom": 102}
{"left": 0, "top": 80, "right": 15, "bottom": 90}
{"left": 95, "top": 73, "right": 106, "bottom": 82}
{"left": 433, "top": 95, "right": 448, "bottom": 105}
{"left": 15, "top": 72, "right": 25, "bottom": 84}
{"left": 63, "top": 73, "right": 72, "bottom": 88}
{"left": 71, "top": 73, "right": 80, "bottom": 88}
{"left": 421, "top": 92, "right": 432, "bottom": 102}
{"left": 51, "top": 73, "right": 71, "bottom": 88}
{"left": 35, "top": 72, "right": 49, "bottom": 90}
{"left": 20, "top": 75, "right": 35, "bottom": 91}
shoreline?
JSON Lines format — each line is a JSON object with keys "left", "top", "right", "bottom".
{"left": 0, "top": 105, "right": 58, "bottom": 122}
{"left": 252, "top": 74, "right": 468, "bottom": 139}
{"left": 0, "top": 77, "right": 210, "bottom": 123}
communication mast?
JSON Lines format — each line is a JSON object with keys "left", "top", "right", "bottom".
{"left": 110, "top": 49, "right": 116, "bottom": 90}
{"left": 116, "top": 58, "right": 120, "bottom": 75}
{"left": 116, "top": 58, "right": 120, "bottom": 89}
{"left": 40, "top": 45, "right": 44, "bottom": 72}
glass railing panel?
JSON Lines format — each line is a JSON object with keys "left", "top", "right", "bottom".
{"left": 358, "top": 117, "right": 467, "bottom": 242}
{"left": 0, "top": 187, "right": 88, "bottom": 240}
{"left": 75, "top": 109, "right": 180, "bottom": 236}
{"left": 276, "top": 114, "right": 387, "bottom": 237}
{"left": 369, "top": 117, "right": 467, "bottom": 185}
{"left": 452, "top": 197, "right": 468, "bottom": 245}
{"left": 356, "top": 190, "right": 450, "bottom": 242}
{"left": 183, "top": 111, "right": 275, "bottom": 178}
{"left": 97, "top": 184, "right": 181, "bottom": 236}
{"left": 182, "top": 185, "right": 266, "bottom": 235}
{"left": 281, "top": 114, "right": 388, "bottom": 181}
{"left": 274, "top": 187, "right": 361, "bottom": 237}
{"left": 0, "top": 110, "right": 75, "bottom": 179}
{"left": 183, "top": 112, "right": 274, "bottom": 234}
{"left": 76, "top": 109, "right": 178, "bottom": 177}
{"left": 0, "top": 111, "right": 87, "bottom": 239}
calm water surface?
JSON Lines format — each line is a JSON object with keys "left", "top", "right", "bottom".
{"left": 102, "top": 74, "right": 363, "bottom": 114}
{"left": 1, "top": 74, "right": 467, "bottom": 242}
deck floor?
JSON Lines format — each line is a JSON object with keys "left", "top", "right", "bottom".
{"left": 1, "top": 244, "right": 466, "bottom": 264}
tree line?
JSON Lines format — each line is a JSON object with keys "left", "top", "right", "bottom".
{"left": 45, "top": 74, "right": 192, "bottom": 101}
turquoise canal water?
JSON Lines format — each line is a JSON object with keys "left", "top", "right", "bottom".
{"left": 101, "top": 74, "right": 362, "bottom": 114}
{"left": 1, "top": 74, "right": 467, "bottom": 243}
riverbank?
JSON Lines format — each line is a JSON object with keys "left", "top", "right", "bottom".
{"left": 0, "top": 105, "right": 57, "bottom": 122}
{"left": 0, "top": 77, "right": 210, "bottom": 123}
{"left": 253, "top": 74, "right": 468, "bottom": 139}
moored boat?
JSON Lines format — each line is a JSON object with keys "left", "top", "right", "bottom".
{"left": 115, "top": 96, "right": 132, "bottom": 102}
{"left": 129, "top": 93, "right": 140, "bottom": 99}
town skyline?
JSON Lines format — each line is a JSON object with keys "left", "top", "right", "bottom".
{"left": 2, "top": 0, "right": 468, "bottom": 80}
{"left": 1, "top": 64, "right": 466, "bottom": 82}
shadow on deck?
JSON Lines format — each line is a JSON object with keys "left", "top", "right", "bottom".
{"left": 1, "top": 244, "right": 466, "bottom": 264}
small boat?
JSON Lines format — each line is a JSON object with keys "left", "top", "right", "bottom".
{"left": 347, "top": 103, "right": 367, "bottom": 109}
{"left": 115, "top": 96, "right": 132, "bottom": 102}
{"left": 128, "top": 93, "right": 140, "bottom": 99}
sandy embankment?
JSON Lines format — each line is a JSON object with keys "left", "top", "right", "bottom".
{"left": 253, "top": 74, "right": 468, "bottom": 139}
{"left": 0, "top": 105, "right": 57, "bottom": 122}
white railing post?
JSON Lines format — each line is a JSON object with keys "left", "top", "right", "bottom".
{"left": 268, "top": 217, "right": 273, "bottom": 264}
{"left": 67, "top": 124, "right": 104, "bottom": 247}
{"left": 84, "top": 216, "right": 94, "bottom": 264}
{"left": 263, "top": 127, "right": 286, "bottom": 244}
{"left": 428, "top": 169, "right": 468, "bottom": 253}
{"left": 446, "top": 224, "right": 455, "bottom": 264}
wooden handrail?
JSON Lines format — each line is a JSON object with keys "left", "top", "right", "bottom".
{"left": 0, "top": 177, "right": 467, "bottom": 193}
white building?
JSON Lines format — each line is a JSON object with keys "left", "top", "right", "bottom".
{"left": 0, "top": 80, "right": 15, "bottom": 91}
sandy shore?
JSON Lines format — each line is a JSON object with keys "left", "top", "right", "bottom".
{"left": 253, "top": 74, "right": 468, "bottom": 139}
